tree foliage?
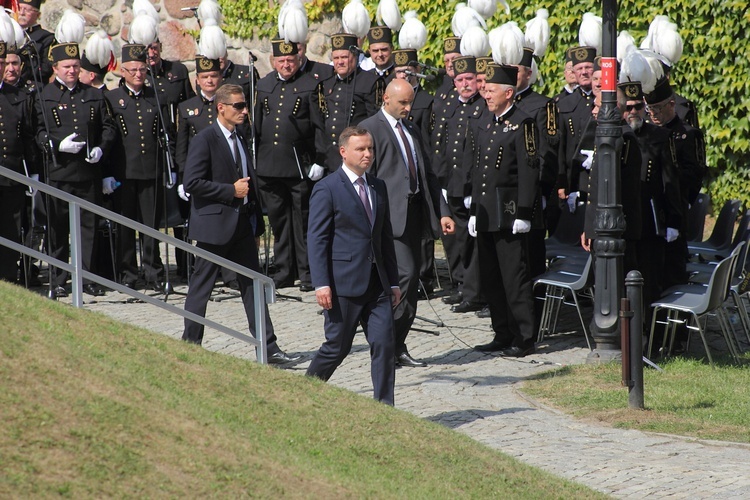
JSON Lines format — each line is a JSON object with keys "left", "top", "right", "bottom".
{"left": 222, "top": 0, "right": 750, "bottom": 208}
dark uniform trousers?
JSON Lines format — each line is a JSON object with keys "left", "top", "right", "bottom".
{"left": 447, "top": 196, "right": 481, "bottom": 303}
{"left": 0, "top": 186, "right": 26, "bottom": 282}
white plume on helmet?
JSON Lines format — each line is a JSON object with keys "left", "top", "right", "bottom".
{"left": 55, "top": 9, "right": 86, "bottom": 45}
{"left": 198, "top": 24, "right": 227, "bottom": 59}
{"left": 460, "top": 26, "right": 489, "bottom": 57}
{"left": 640, "top": 15, "right": 670, "bottom": 51}
{"left": 617, "top": 30, "right": 636, "bottom": 63}
{"left": 489, "top": 21, "right": 523, "bottom": 65}
{"left": 376, "top": 0, "right": 402, "bottom": 31}
{"left": 578, "top": 12, "right": 602, "bottom": 55}
{"left": 129, "top": 13, "right": 159, "bottom": 45}
{"left": 524, "top": 8, "right": 549, "bottom": 57}
{"left": 84, "top": 30, "right": 116, "bottom": 71}
{"left": 639, "top": 49, "right": 667, "bottom": 88}
{"left": 398, "top": 11, "right": 427, "bottom": 51}
{"left": 467, "top": 0, "right": 505, "bottom": 21}
{"left": 452, "top": 3, "right": 486, "bottom": 37}
{"left": 0, "top": 9, "right": 26, "bottom": 52}
{"left": 651, "top": 23, "right": 683, "bottom": 66}
{"left": 197, "top": 0, "right": 222, "bottom": 25}
{"left": 278, "top": 0, "right": 308, "bottom": 43}
{"left": 619, "top": 49, "right": 657, "bottom": 94}
{"left": 342, "top": 0, "right": 370, "bottom": 38}
{"left": 133, "top": 0, "right": 160, "bottom": 24}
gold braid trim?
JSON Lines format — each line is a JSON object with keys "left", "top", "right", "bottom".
{"left": 545, "top": 101, "right": 558, "bottom": 137}
{"left": 524, "top": 121, "right": 537, "bottom": 157}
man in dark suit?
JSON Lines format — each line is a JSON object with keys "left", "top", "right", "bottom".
{"left": 181, "top": 84, "right": 298, "bottom": 364}
{"left": 306, "top": 127, "right": 401, "bottom": 404}
{"left": 360, "top": 79, "right": 455, "bottom": 367}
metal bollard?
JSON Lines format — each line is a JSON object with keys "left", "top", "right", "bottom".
{"left": 625, "top": 271, "right": 645, "bottom": 409}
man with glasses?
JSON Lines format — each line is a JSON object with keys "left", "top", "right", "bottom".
{"left": 16, "top": 0, "right": 54, "bottom": 86}
{"left": 143, "top": 41, "right": 195, "bottom": 124}
{"left": 104, "top": 44, "right": 173, "bottom": 291}
{"left": 181, "top": 83, "right": 300, "bottom": 365}
{"left": 645, "top": 78, "right": 706, "bottom": 288}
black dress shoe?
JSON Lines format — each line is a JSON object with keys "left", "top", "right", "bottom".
{"left": 451, "top": 301, "right": 484, "bottom": 313}
{"left": 273, "top": 279, "right": 294, "bottom": 289}
{"left": 225, "top": 279, "right": 240, "bottom": 290}
{"left": 83, "top": 284, "right": 106, "bottom": 296}
{"left": 441, "top": 292, "right": 462, "bottom": 305}
{"left": 499, "top": 345, "right": 535, "bottom": 358}
{"left": 299, "top": 283, "right": 314, "bottom": 292}
{"left": 475, "top": 305, "right": 491, "bottom": 318}
{"left": 395, "top": 352, "right": 427, "bottom": 367}
{"left": 147, "top": 281, "right": 166, "bottom": 294}
{"left": 50, "top": 285, "right": 68, "bottom": 298}
{"left": 474, "top": 339, "right": 512, "bottom": 352}
{"left": 268, "top": 351, "right": 302, "bottom": 364}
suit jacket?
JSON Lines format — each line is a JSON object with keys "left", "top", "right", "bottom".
{"left": 184, "top": 122, "right": 264, "bottom": 246}
{"left": 360, "top": 110, "right": 450, "bottom": 239}
{"left": 307, "top": 167, "right": 399, "bottom": 297}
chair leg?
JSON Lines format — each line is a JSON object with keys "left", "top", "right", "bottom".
{"left": 571, "top": 289, "right": 592, "bottom": 350}
{"left": 730, "top": 290, "right": 750, "bottom": 344}
{"left": 694, "top": 313, "right": 714, "bottom": 367}
{"left": 716, "top": 307, "right": 741, "bottom": 363}
{"left": 647, "top": 306, "right": 661, "bottom": 359}
{"left": 536, "top": 284, "right": 552, "bottom": 343}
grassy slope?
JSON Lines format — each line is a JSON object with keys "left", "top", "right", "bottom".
{"left": 0, "top": 282, "right": 602, "bottom": 498}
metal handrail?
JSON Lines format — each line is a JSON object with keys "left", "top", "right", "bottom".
{"left": 0, "top": 166, "right": 275, "bottom": 364}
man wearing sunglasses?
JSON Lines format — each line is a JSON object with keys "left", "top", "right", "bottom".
{"left": 181, "top": 83, "right": 300, "bottom": 365}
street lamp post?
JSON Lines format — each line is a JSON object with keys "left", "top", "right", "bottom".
{"left": 588, "top": 0, "right": 624, "bottom": 362}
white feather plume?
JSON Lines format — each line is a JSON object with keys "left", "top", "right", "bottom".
{"left": 619, "top": 49, "right": 656, "bottom": 93}
{"left": 376, "top": 0, "right": 401, "bottom": 31}
{"left": 467, "top": 0, "right": 496, "bottom": 21}
{"left": 129, "top": 13, "right": 159, "bottom": 45}
{"left": 460, "top": 26, "right": 489, "bottom": 57}
{"left": 639, "top": 49, "right": 667, "bottom": 90}
{"left": 197, "top": 0, "right": 222, "bottom": 25}
{"left": 55, "top": 9, "right": 86, "bottom": 45}
{"left": 488, "top": 21, "right": 523, "bottom": 65}
{"left": 280, "top": 7, "right": 308, "bottom": 43}
{"left": 398, "top": 11, "right": 427, "bottom": 50}
{"left": 652, "top": 25, "right": 682, "bottom": 65}
{"left": 278, "top": 0, "right": 305, "bottom": 40}
{"left": 617, "top": 30, "right": 636, "bottom": 63}
{"left": 132, "top": 0, "right": 160, "bottom": 24}
{"left": 0, "top": 10, "right": 22, "bottom": 53}
{"left": 640, "top": 15, "right": 670, "bottom": 50}
{"left": 452, "top": 3, "right": 486, "bottom": 38}
{"left": 84, "top": 30, "right": 115, "bottom": 69}
{"left": 198, "top": 24, "right": 227, "bottom": 59}
{"left": 342, "top": 0, "right": 370, "bottom": 39}
{"left": 578, "top": 12, "right": 602, "bottom": 55}
{"left": 524, "top": 8, "right": 549, "bottom": 57}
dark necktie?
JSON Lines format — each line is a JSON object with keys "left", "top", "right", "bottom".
{"left": 230, "top": 130, "right": 242, "bottom": 177}
{"left": 395, "top": 121, "right": 418, "bottom": 193}
{"left": 356, "top": 177, "right": 373, "bottom": 226}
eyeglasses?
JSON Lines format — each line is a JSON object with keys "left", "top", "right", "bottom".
{"left": 646, "top": 101, "right": 673, "bottom": 114}
{"left": 122, "top": 67, "right": 148, "bottom": 75}
{"left": 626, "top": 103, "right": 645, "bottom": 111}
{"left": 221, "top": 101, "right": 248, "bottom": 110}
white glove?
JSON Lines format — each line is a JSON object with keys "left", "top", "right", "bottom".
{"left": 85, "top": 146, "right": 103, "bottom": 163}
{"left": 463, "top": 196, "right": 472, "bottom": 210}
{"left": 59, "top": 133, "right": 86, "bottom": 154}
{"left": 308, "top": 163, "right": 325, "bottom": 181}
{"left": 512, "top": 219, "right": 531, "bottom": 234}
{"left": 666, "top": 227, "right": 680, "bottom": 243}
{"left": 102, "top": 177, "right": 118, "bottom": 195}
{"left": 468, "top": 215, "right": 477, "bottom": 237}
{"left": 26, "top": 173, "right": 39, "bottom": 196}
{"left": 178, "top": 184, "right": 190, "bottom": 201}
{"left": 441, "top": 189, "right": 448, "bottom": 203}
{"left": 567, "top": 191, "right": 579, "bottom": 213}
{"left": 581, "top": 149, "right": 594, "bottom": 171}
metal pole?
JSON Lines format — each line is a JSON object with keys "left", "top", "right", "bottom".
{"left": 69, "top": 202, "right": 83, "bottom": 308}
{"left": 626, "top": 270, "right": 645, "bottom": 409}
{"left": 588, "top": 0, "right": 624, "bottom": 362}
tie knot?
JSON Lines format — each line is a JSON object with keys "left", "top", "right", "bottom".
{"left": 230, "top": 130, "right": 236, "bottom": 139}
{"left": 356, "top": 177, "right": 365, "bottom": 187}
{"left": 395, "top": 121, "right": 403, "bottom": 129}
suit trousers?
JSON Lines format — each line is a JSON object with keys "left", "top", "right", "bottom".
{"left": 393, "top": 199, "right": 423, "bottom": 354}
{"left": 257, "top": 176, "right": 312, "bottom": 286}
{"left": 48, "top": 179, "right": 99, "bottom": 287}
{"left": 183, "top": 212, "right": 278, "bottom": 350}
{"left": 0, "top": 185, "right": 25, "bottom": 282}
{"left": 306, "top": 266, "right": 396, "bottom": 405}
{"left": 476, "top": 230, "right": 536, "bottom": 349}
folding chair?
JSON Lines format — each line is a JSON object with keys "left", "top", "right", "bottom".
{"left": 686, "top": 192, "right": 710, "bottom": 242}
{"left": 687, "top": 199, "right": 741, "bottom": 261}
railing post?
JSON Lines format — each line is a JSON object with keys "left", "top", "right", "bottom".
{"left": 254, "top": 279, "right": 268, "bottom": 364}
{"left": 69, "top": 201, "right": 83, "bottom": 308}
{"left": 625, "top": 270, "right": 644, "bottom": 409}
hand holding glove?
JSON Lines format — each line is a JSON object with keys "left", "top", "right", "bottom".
{"left": 102, "top": 177, "right": 119, "bottom": 195}
{"left": 581, "top": 149, "right": 594, "bottom": 171}
{"left": 59, "top": 133, "right": 86, "bottom": 154}
{"left": 666, "top": 227, "right": 680, "bottom": 243}
{"left": 178, "top": 184, "right": 190, "bottom": 202}
{"left": 567, "top": 191, "right": 579, "bottom": 213}
{"left": 85, "top": 147, "right": 103, "bottom": 164}
{"left": 463, "top": 196, "right": 472, "bottom": 210}
{"left": 308, "top": 163, "right": 325, "bottom": 181}
{"left": 512, "top": 219, "right": 531, "bottom": 234}
{"left": 441, "top": 189, "right": 448, "bottom": 203}
{"left": 468, "top": 215, "right": 477, "bottom": 237}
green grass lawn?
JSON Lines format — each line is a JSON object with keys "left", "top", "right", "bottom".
{"left": 522, "top": 357, "right": 750, "bottom": 443}
{"left": 0, "top": 282, "right": 602, "bottom": 498}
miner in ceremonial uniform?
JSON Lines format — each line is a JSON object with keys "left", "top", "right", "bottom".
{"left": 34, "top": 34, "right": 116, "bottom": 297}
{"left": 219, "top": 53, "right": 258, "bottom": 103}
{"left": 104, "top": 43, "right": 173, "bottom": 291}
{"left": 0, "top": 41, "right": 39, "bottom": 284}
{"left": 255, "top": 39, "right": 324, "bottom": 291}
{"left": 17, "top": 0, "right": 54, "bottom": 86}
{"left": 467, "top": 64, "right": 539, "bottom": 357}
{"left": 360, "top": 26, "right": 395, "bottom": 81}
{"left": 435, "top": 37, "right": 461, "bottom": 100}
{"left": 78, "top": 31, "right": 116, "bottom": 91}
{"left": 645, "top": 78, "right": 706, "bottom": 289}
{"left": 475, "top": 56, "right": 493, "bottom": 98}
{"left": 142, "top": 40, "right": 195, "bottom": 122}
{"left": 431, "top": 55, "right": 486, "bottom": 313}
{"left": 311, "top": 33, "right": 382, "bottom": 172}
{"left": 297, "top": 42, "right": 333, "bottom": 79}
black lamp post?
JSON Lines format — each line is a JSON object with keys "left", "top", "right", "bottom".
{"left": 588, "top": 0, "right": 624, "bottom": 362}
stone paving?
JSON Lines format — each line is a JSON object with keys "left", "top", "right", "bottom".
{"left": 56, "top": 263, "right": 750, "bottom": 498}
